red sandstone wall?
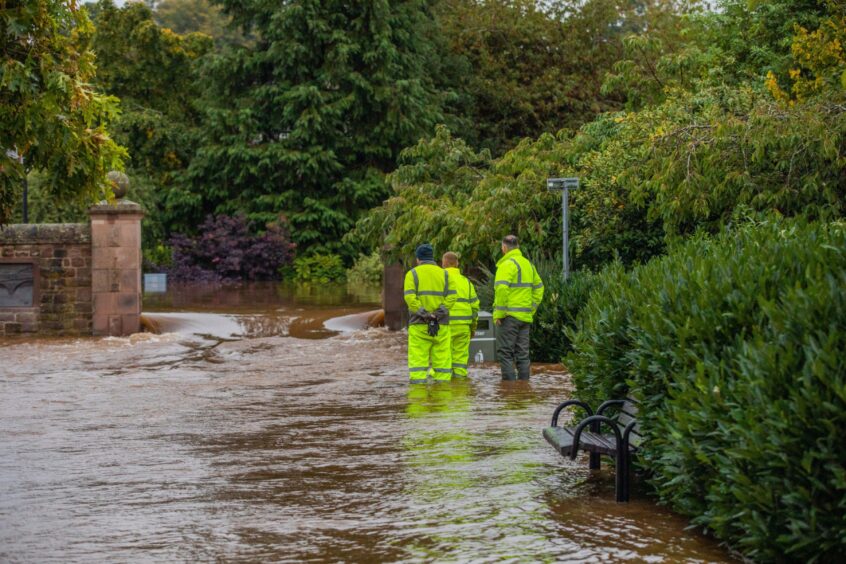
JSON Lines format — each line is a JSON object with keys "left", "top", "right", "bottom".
{"left": 0, "top": 224, "right": 93, "bottom": 336}
{"left": 89, "top": 202, "right": 143, "bottom": 336}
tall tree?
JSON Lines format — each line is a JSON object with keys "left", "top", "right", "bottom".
{"left": 1, "top": 0, "right": 125, "bottom": 225}
{"left": 710, "top": 0, "right": 832, "bottom": 82}
{"left": 154, "top": 0, "right": 247, "bottom": 46}
{"left": 86, "top": 0, "right": 212, "bottom": 245}
{"left": 177, "top": 0, "right": 447, "bottom": 253}
{"left": 87, "top": 0, "right": 211, "bottom": 178}
{"left": 434, "top": 0, "right": 687, "bottom": 155}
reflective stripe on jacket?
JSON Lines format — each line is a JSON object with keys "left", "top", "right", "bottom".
{"left": 404, "top": 262, "right": 457, "bottom": 325}
{"left": 444, "top": 267, "right": 479, "bottom": 325}
{"left": 492, "top": 249, "right": 544, "bottom": 323}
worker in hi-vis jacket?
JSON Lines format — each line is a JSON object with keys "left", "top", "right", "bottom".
{"left": 493, "top": 235, "right": 544, "bottom": 380}
{"left": 404, "top": 244, "right": 457, "bottom": 382}
{"left": 441, "top": 251, "right": 479, "bottom": 378}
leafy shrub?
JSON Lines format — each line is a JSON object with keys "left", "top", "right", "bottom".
{"left": 563, "top": 259, "right": 634, "bottom": 404}
{"left": 142, "top": 244, "right": 172, "bottom": 273}
{"left": 293, "top": 253, "right": 346, "bottom": 283}
{"left": 566, "top": 218, "right": 846, "bottom": 561}
{"left": 477, "top": 259, "right": 596, "bottom": 362}
{"left": 346, "top": 252, "right": 383, "bottom": 285}
{"left": 10, "top": 170, "right": 89, "bottom": 224}
{"left": 168, "top": 214, "right": 295, "bottom": 281}
{"left": 529, "top": 265, "right": 597, "bottom": 363}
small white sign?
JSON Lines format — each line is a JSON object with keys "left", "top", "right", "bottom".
{"left": 546, "top": 177, "right": 579, "bottom": 191}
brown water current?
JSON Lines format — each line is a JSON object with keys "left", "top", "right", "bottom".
{"left": 0, "top": 283, "right": 735, "bottom": 562}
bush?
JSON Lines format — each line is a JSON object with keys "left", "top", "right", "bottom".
{"left": 142, "top": 243, "right": 172, "bottom": 273}
{"left": 527, "top": 261, "right": 597, "bottom": 363}
{"left": 565, "top": 218, "right": 846, "bottom": 561}
{"left": 346, "top": 251, "right": 383, "bottom": 285}
{"left": 477, "top": 259, "right": 596, "bottom": 362}
{"left": 293, "top": 253, "right": 346, "bottom": 283}
{"left": 168, "top": 214, "right": 295, "bottom": 281}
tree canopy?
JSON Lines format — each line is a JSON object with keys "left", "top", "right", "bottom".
{"left": 352, "top": 0, "right": 846, "bottom": 269}
{"left": 154, "top": 0, "right": 247, "bottom": 45}
{"left": 173, "top": 0, "right": 449, "bottom": 254}
{"left": 1, "top": 0, "right": 125, "bottom": 224}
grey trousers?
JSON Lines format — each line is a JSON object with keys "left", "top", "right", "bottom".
{"left": 496, "top": 316, "right": 531, "bottom": 380}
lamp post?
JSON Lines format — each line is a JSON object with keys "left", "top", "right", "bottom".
{"left": 22, "top": 175, "right": 28, "bottom": 224}
{"left": 546, "top": 177, "right": 579, "bottom": 280}
{"left": 6, "top": 149, "right": 27, "bottom": 223}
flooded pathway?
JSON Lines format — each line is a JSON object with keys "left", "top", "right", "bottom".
{"left": 0, "top": 284, "right": 733, "bottom": 562}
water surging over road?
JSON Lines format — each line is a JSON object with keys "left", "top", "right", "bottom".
{"left": 0, "top": 288, "right": 733, "bottom": 562}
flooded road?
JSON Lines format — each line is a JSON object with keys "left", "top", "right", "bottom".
{"left": 0, "top": 284, "right": 733, "bottom": 562}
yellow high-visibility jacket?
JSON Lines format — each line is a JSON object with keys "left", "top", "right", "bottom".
{"left": 444, "top": 267, "right": 479, "bottom": 325}
{"left": 404, "top": 262, "right": 457, "bottom": 325}
{"left": 493, "top": 249, "right": 544, "bottom": 323}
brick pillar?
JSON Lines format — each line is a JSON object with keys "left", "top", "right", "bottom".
{"left": 89, "top": 200, "right": 144, "bottom": 336}
{"left": 383, "top": 262, "right": 407, "bottom": 331}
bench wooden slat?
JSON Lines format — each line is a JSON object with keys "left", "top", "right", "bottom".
{"left": 619, "top": 400, "right": 642, "bottom": 447}
{"left": 618, "top": 412, "right": 637, "bottom": 429}
{"left": 543, "top": 426, "right": 635, "bottom": 457}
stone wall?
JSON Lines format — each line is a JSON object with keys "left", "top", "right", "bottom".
{"left": 0, "top": 224, "right": 93, "bottom": 336}
{"left": 0, "top": 200, "right": 143, "bottom": 338}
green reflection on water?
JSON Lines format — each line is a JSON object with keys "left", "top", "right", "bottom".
{"left": 144, "top": 280, "right": 381, "bottom": 312}
{"left": 400, "top": 380, "right": 551, "bottom": 560}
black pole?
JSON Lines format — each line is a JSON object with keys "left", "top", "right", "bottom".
{"left": 22, "top": 175, "right": 28, "bottom": 223}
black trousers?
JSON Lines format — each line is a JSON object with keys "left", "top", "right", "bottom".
{"left": 496, "top": 316, "right": 531, "bottom": 380}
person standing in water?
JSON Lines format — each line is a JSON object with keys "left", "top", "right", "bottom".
{"left": 404, "top": 244, "right": 457, "bottom": 382}
{"left": 441, "top": 252, "right": 479, "bottom": 378}
{"left": 493, "top": 235, "right": 544, "bottom": 380}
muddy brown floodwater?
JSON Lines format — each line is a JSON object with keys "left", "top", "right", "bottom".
{"left": 0, "top": 283, "right": 735, "bottom": 562}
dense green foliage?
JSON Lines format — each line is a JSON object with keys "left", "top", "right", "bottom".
{"left": 565, "top": 219, "right": 846, "bottom": 561}
{"left": 346, "top": 251, "right": 384, "bottom": 285}
{"left": 350, "top": 119, "right": 671, "bottom": 269}
{"left": 354, "top": 2, "right": 846, "bottom": 273}
{"left": 434, "top": 0, "right": 674, "bottom": 154}
{"left": 154, "top": 0, "right": 247, "bottom": 45}
{"left": 293, "top": 253, "right": 347, "bottom": 283}
{"left": 175, "top": 0, "right": 448, "bottom": 255}
{"left": 87, "top": 0, "right": 212, "bottom": 249}
{"left": 709, "top": 0, "right": 831, "bottom": 83}
{"left": 1, "top": 0, "right": 126, "bottom": 225}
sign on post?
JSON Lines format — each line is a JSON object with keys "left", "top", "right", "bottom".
{"left": 546, "top": 177, "right": 579, "bottom": 279}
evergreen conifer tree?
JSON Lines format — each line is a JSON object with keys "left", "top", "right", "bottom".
{"left": 176, "top": 0, "right": 446, "bottom": 253}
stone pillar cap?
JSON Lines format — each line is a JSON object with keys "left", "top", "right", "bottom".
{"left": 89, "top": 199, "right": 144, "bottom": 216}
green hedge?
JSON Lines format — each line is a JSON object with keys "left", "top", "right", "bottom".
{"left": 565, "top": 218, "right": 846, "bottom": 561}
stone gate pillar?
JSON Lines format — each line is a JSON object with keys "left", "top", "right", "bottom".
{"left": 89, "top": 200, "right": 144, "bottom": 336}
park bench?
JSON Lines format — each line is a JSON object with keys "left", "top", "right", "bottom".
{"left": 542, "top": 397, "right": 641, "bottom": 502}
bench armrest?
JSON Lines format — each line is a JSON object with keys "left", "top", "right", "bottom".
{"left": 596, "top": 399, "right": 625, "bottom": 417}
{"left": 570, "top": 415, "right": 623, "bottom": 460}
{"left": 551, "top": 400, "right": 593, "bottom": 427}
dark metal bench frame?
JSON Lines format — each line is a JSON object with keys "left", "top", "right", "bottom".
{"left": 545, "top": 398, "right": 640, "bottom": 502}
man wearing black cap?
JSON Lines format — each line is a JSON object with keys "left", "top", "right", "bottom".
{"left": 403, "top": 243, "right": 457, "bottom": 382}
